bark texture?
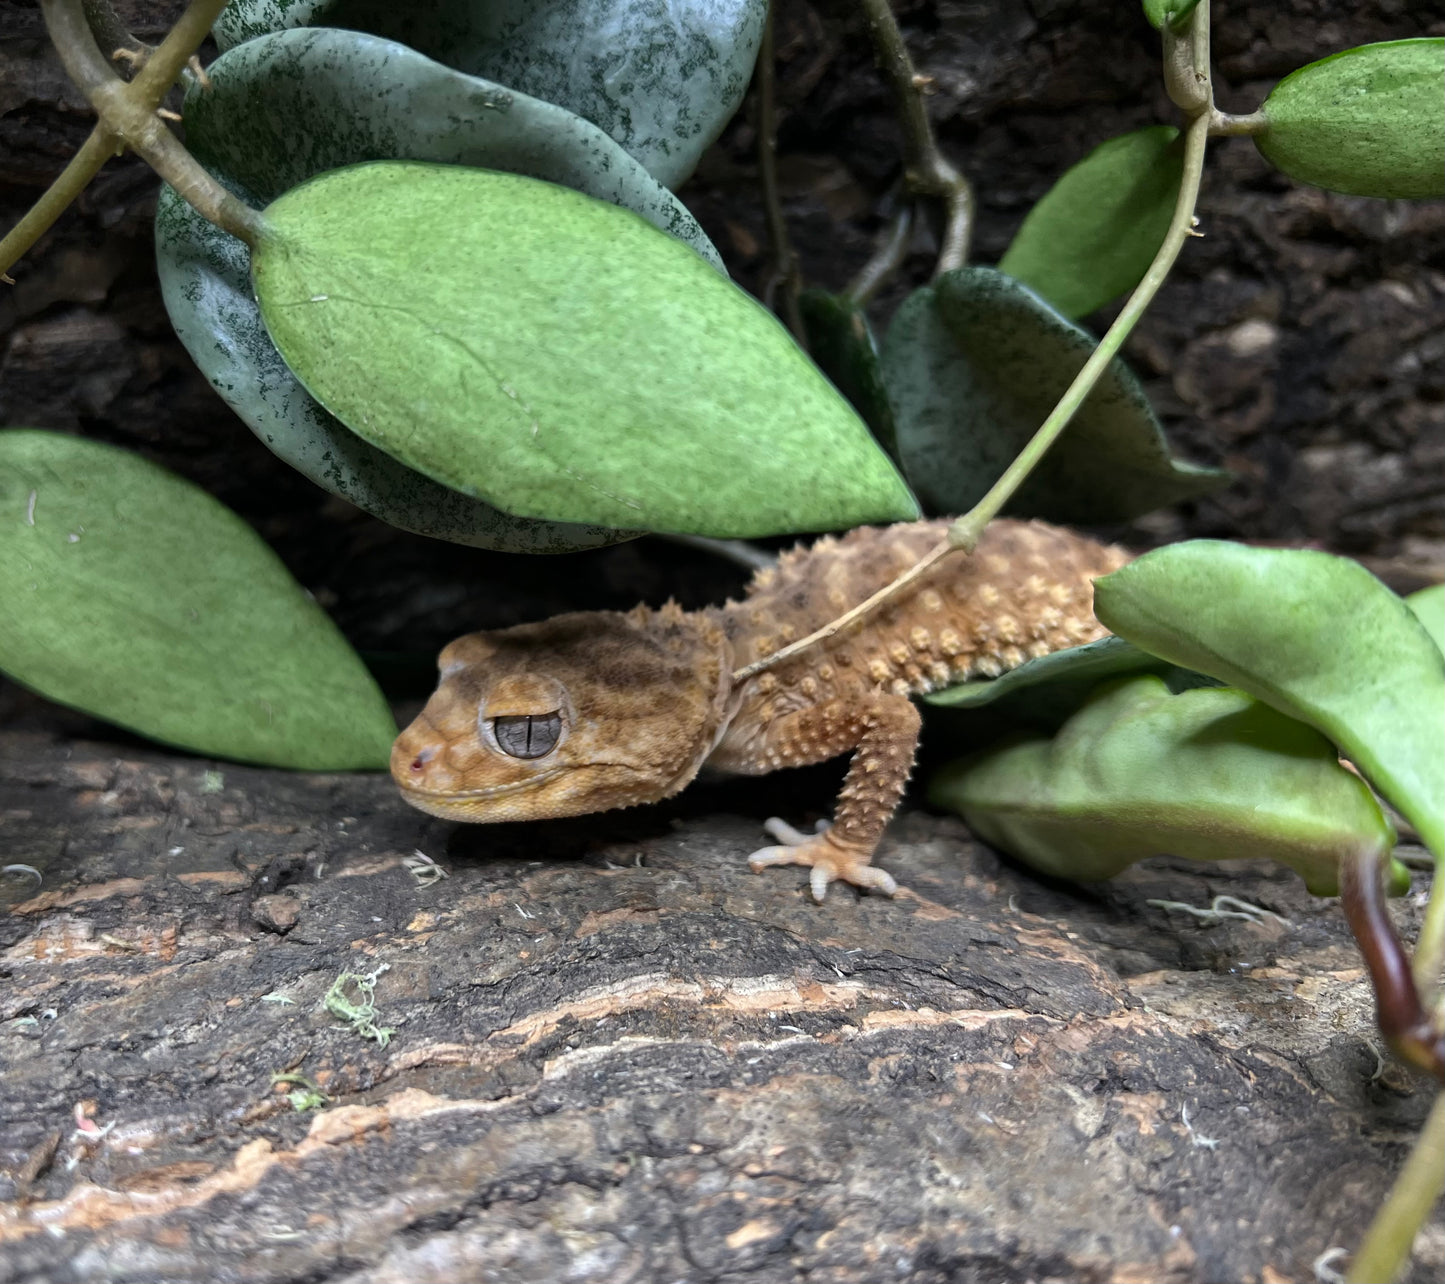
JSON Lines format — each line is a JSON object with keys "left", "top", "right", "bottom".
{"left": 3, "top": 1, "right": 1445, "bottom": 1280}
{"left": 1, "top": 719, "right": 1441, "bottom": 1284}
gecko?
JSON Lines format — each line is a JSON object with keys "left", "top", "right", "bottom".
{"left": 391, "top": 518, "right": 1129, "bottom": 900}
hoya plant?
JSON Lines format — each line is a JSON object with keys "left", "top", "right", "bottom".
{"left": 0, "top": 0, "right": 1441, "bottom": 1276}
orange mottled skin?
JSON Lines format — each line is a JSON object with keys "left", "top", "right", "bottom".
{"left": 392, "top": 519, "right": 1129, "bottom": 900}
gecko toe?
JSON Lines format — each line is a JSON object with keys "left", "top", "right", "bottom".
{"left": 748, "top": 827, "right": 899, "bottom": 900}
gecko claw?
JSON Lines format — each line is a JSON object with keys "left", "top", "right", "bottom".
{"left": 748, "top": 818, "right": 899, "bottom": 901}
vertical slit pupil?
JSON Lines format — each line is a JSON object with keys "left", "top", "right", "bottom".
{"left": 492, "top": 712, "right": 562, "bottom": 759}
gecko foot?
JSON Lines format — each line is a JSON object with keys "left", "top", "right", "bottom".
{"left": 749, "top": 818, "right": 899, "bottom": 902}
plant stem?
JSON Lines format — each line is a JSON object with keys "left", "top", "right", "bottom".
{"left": 732, "top": 538, "right": 952, "bottom": 683}
{"left": 734, "top": 0, "right": 1215, "bottom": 682}
{"left": 856, "top": 0, "right": 973, "bottom": 276}
{"left": 845, "top": 202, "right": 914, "bottom": 305}
{"left": 1414, "top": 866, "right": 1445, "bottom": 999}
{"left": 1340, "top": 841, "right": 1445, "bottom": 1081}
{"left": 0, "top": 126, "right": 120, "bottom": 283}
{"left": 2, "top": 0, "right": 262, "bottom": 281}
{"left": 1346, "top": 1090, "right": 1445, "bottom": 1284}
{"left": 755, "top": 1, "right": 805, "bottom": 342}
{"left": 948, "top": 103, "right": 1210, "bottom": 550}
{"left": 1209, "top": 109, "right": 1268, "bottom": 137}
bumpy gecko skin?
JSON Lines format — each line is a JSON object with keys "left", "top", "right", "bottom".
{"left": 393, "top": 519, "right": 1129, "bottom": 899}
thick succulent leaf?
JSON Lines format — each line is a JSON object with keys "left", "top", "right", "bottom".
{"left": 925, "top": 635, "right": 1201, "bottom": 711}
{"left": 156, "top": 28, "right": 729, "bottom": 552}
{"left": 213, "top": 0, "right": 766, "bottom": 189}
{"left": 1256, "top": 40, "right": 1445, "bottom": 200}
{"left": 882, "top": 268, "right": 1227, "bottom": 522}
{"left": 1407, "top": 584, "right": 1444, "bottom": 656}
{"left": 1094, "top": 542, "right": 1445, "bottom": 858}
{"left": 1141, "top": 0, "right": 1200, "bottom": 31}
{"left": 0, "top": 430, "right": 394, "bottom": 770}
{"left": 250, "top": 162, "right": 919, "bottom": 537}
{"left": 999, "top": 127, "right": 1184, "bottom": 320}
{"left": 930, "top": 676, "right": 1404, "bottom": 898}
{"left": 799, "top": 289, "right": 898, "bottom": 460}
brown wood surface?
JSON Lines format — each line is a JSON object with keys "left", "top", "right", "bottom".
{"left": 1, "top": 716, "right": 1440, "bottom": 1283}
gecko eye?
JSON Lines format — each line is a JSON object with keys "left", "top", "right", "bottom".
{"left": 490, "top": 712, "right": 563, "bottom": 759}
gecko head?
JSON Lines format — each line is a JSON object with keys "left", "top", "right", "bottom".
{"left": 391, "top": 605, "right": 735, "bottom": 823}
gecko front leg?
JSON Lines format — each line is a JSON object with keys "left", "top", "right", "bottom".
{"left": 743, "top": 691, "right": 922, "bottom": 901}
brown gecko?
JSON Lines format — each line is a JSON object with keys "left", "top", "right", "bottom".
{"left": 391, "top": 519, "right": 1129, "bottom": 900}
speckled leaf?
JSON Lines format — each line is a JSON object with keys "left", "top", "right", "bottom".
{"left": 999, "top": 127, "right": 1184, "bottom": 320}
{"left": 156, "top": 28, "right": 727, "bottom": 552}
{"left": 799, "top": 289, "right": 898, "bottom": 460}
{"left": 250, "top": 162, "right": 918, "bottom": 536}
{"left": 1407, "top": 584, "right": 1444, "bottom": 656}
{"left": 0, "top": 430, "right": 394, "bottom": 770}
{"left": 214, "top": 0, "right": 766, "bottom": 189}
{"left": 882, "top": 268, "right": 1227, "bottom": 522}
{"left": 1094, "top": 542, "right": 1445, "bottom": 858}
{"left": 930, "top": 676, "right": 1404, "bottom": 898}
{"left": 1141, "top": 0, "right": 1200, "bottom": 31}
{"left": 1256, "top": 40, "right": 1445, "bottom": 200}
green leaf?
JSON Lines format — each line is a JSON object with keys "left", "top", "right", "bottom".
{"left": 1093, "top": 542, "right": 1445, "bottom": 858}
{"left": 1141, "top": 0, "right": 1200, "bottom": 32}
{"left": 250, "top": 162, "right": 919, "bottom": 537}
{"left": 213, "top": 0, "right": 767, "bottom": 189}
{"left": 1406, "top": 584, "right": 1444, "bottom": 656}
{"left": 881, "top": 267, "right": 1228, "bottom": 522}
{"left": 999, "top": 127, "right": 1183, "bottom": 320}
{"left": 799, "top": 289, "right": 898, "bottom": 460}
{"left": 0, "top": 430, "right": 395, "bottom": 770}
{"left": 924, "top": 634, "right": 1207, "bottom": 712}
{"left": 1256, "top": 39, "right": 1445, "bottom": 200}
{"left": 930, "top": 676, "right": 1404, "bottom": 897}
{"left": 157, "top": 27, "right": 730, "bottom": 553}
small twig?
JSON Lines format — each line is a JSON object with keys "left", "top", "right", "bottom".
{"left": 1346, "top": 1090, "right": 1445, "bottom": 1284}
{"left": 857, "top": 0, "right": 973, "bottom": 275}
{"left": 844, "top": 202, "right": 914, "bottom": 305}
{"left": 755, "top": 1, "right": 805, "bottom": 341}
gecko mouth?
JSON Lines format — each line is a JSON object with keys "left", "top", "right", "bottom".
{"left": 397, "top": 767, "right": 568, "bottom": 803}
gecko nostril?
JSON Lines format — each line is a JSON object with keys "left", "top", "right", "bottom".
{"left": 410, "top": 746, "right": 439, "bottom": 772}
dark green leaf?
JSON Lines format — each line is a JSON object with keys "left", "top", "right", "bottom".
{"left": 158, "top": 26, "right": 729, "bottom": 551}
{"left": 1141, "top": 0, "right": 1201, "bottom": 32}
{"left": 1256, "top": 39, "right": 1445, "bottom": 200}
{"left": 799, "top": 289, "right": 898, "bottom": 460}
{"left": 1406, "top": 584, "right": 1444, "bottom": 656}
{"left": 881, "top": 267, "right": 1228, "bottom": 522}
{"left": 999, "top": 127, "right": 1183, "bottom": 320}
{"left": 1094, "top": 542, "right": 1445, "bottom": 858}
{"left": 0, "top": 430, "right": 395, "bottom": 770}
{"left": 930, "top": 675, "right": 1404, "bottom": 897}
{"left": 214, "top": 0, "right": 766, "bottom": 189}
{"left": 925, "top": 634, "right": 1205, "bottom": 710}
{"left": 250, "top": 162, "right": 919, "bottom": 537}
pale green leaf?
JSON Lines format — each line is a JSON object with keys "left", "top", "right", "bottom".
{"left": 1000, "top": 127, "right": 1183, "bottom": 320}
{"left": 157, "top": 26, "right": 730, "bottom": 552}
{"left": 0, "top": 430, "right": 395, "bottom": 770}
{"left": 1256, "top": 39, "right": 1445, "bottom": 200}
{"left": 1141, "top": 0, "right": 1200, "bottom": 32}
{"left": 250, "top": 162, "right": 919, "bottom": 537}
{"left": 930, "top": 675, "right": 1403, "bottom": 897}
{"left": 1094, "top": 542, "right": 1445, "bottom": 858}
{"left": 1405, "top": 584, "right": 1444, "bottom": 657}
